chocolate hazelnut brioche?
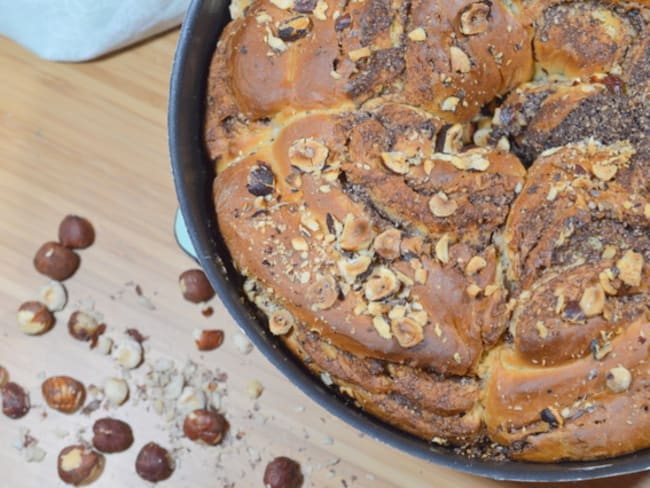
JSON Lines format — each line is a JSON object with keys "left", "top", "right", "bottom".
{"left": 206, "top": 0, "right": 650, "bottom": 462}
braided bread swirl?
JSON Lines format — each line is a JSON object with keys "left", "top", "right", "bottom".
{"left": 206, "top": 0, "right": 650, "bottom": 461}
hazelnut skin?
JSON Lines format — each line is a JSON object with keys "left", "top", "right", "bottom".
{"left": 0, "top": 366, "right": 8, "bottom": 388}
{"left": 192, "top": 329, "right": 224, "bottom": 351}
{"left": 33, "top": 241, "right": 80, "bottom": 281}
{"left": 42, "top": 376, "right": 86, "bottom": 414}
{"left": 92, "top": 418, "right": 134, "bottom": 453}
{"left": 263, "top": 457, "right": 304, "bottom": 488}
{"left": 183, "top": 409, "right": 228, "bottom": 445}
{"left": 178, "top": 269, "right": 215, "bottom": 303}
{"left": 2, "top": 382, "right": 30, "bottom": 419}
{"left": 59, "top": 215, "right": 95, "bottom": 249}
{"left": 57, "top": 444, "right": 105, "bottom": 486}
{"left": 135, "top": 442, "right": 174, "bottom": 482}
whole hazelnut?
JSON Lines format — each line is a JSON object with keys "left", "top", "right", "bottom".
{"left": 2, "top": 382, "right": 30, "bottom": 419}
{"left": 33, "top": 241, "right": 80, "bottom": 281}
{"left": 192, "top": 329, "right": 224, "bottom": 351}
{"left": 39, "top": 281, "right": 68, "bottom": 312}
{"left": 178, "top": 269, "right": 215, "bottom": 303}
{"left": 57, "top": 445, "right": 104, "bottom": 486}
{"left": 42, "top": 376, "right": 86, "bottom": 414}
{"left": 183, "top": 409, "right": 228, "bottom": 445}
{"left": 59, "top": 215, "right": 95, "bottom": 249}
{"left": 17, "top": 301, "right": 55, "bottom": 335}
{"left": 135, "top": 442, "right": 174, "bottom": 482}
{"left": 0, "top": 366, "right": 8, "bottom": 388}
{"left": 263, "top": 457, "right": 304, "bottom": 488}
{"left": 68, "top": 310, "right": 105, "bottom": 344}
{"left": 92, "top": 418, "right": 134, "bottom": 453}
{"left": 104, "top": 377, "right": 129, "bottom": 406}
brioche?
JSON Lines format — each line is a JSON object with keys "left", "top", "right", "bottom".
{"left": 206, "top": 0, "right": 650, "bottom": 462}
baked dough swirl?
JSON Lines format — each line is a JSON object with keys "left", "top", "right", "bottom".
{"left": 206, "top": 0, "right": 650, "bottom": 461}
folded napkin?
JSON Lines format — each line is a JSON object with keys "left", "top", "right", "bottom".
{"left": 0, "top": 0, "right": 190, "bottom": 62}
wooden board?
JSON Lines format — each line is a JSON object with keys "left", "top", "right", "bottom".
{"left": 0, "top": 31, "right": 648, "bottom": 488}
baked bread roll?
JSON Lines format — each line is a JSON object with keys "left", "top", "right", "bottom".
{"left": 206, "top": 0, "right": 650, "bottom": 462}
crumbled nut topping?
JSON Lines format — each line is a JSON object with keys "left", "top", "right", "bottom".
{"left": 339, "top": 214, "right": 375, "bottom": 252}
{"left": 372, "top": 316, "right": 392, "bottom": 340}
{"left": 307, "top": 274, "right": 339, "bottom": 311}
{"left": 429, "top": 192, "right": 458, "bottom": 217}
{"left": 269, "top": 309, "right": 295, "bottom": 335}
{"left": 364, "top": 267, "right": 400, "bottom": 301}
{"left": 606, "top": 366, "right": 632, "bottom": 393}
{"left": 435, "top": 234, "right": 450, "bottom": 264}
{"left": 465, "top": 256, "right": 487, "bottom": 275}
{"left": 348, "top": 47, "right": 371, "bottom": 62}
{"left": 373, "top": 228, "right": 402, "bottom": 260}
{"left": 616, "top": 250, "right": 643, "bottom": 287}
{"left": 288, "top": 138, "right": 329, "bottom": 172}
{"left": 450, "top": 46, "right": 471, "bottom": 73}
{"left": 380, "top": 152, "right": 410, "bottom": 174}
{"left": 407, "top": 27, "right": 426, "bottom": 42}
{"left": 459, "top": 1, "right": 491, "bottom": 35}
{"left": 578, "top": 284, "right": 606, "bottom": 318}
{"left": 391, "top": 317, "right": 424, "bottom": 348}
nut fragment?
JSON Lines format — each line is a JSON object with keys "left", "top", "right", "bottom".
{"left": 348, "top": 46, "right": 371, "bottom": 61}
{"left": 339, "top": 214, "right": 375, "bottom": 251}
{"left": 391, "top": 317, "right": 425, "bottom": 348}
{"left": 380, "top": 152, "right": 409, "bottom": 174}
{"left": 104, "top": 378, "right": 129, "bottom": 406}
{"left": 591, "top": 160, "right": 618, "bottom": 181}
{"left": 0, "top": 366, "right": 8, "bottom": 388}
{"left": 42, "top": 376, "right": 86, "bottom": 414}
{"left": 135, "top": 443, "right": 174, "bottom": 482}
{"left": 68, "top": 310, "right": 105, "bottom": 343}
{"left": 436, "top": 124, "right": 464, "bottom": 154}
{"left": 183, "top": 409, "right": 228, "bottom": 446}
{"left": 440, "top": 96, "right": 460, "bottom": 112}
{"left": 337, "top": 255, "right": 372, "bottom": 283}
{"left": 435, "top": 234, "right": 451, "bottom": 264}
{"left": 176, "top": 386, "right": 207, "bottom": 418}
{"left": 459, "top": 1, "right": 491, "bottom": 35}
{"left": 179, "top": 269, "right": 215, "bottom": 303}
{"left": 193, "top": 329, "right": 225, "bottom": 351}
{"left": 92, "top": 418, "right": 134, "bottom": 453}
{"left": 247, "top": 379, "right": 264, "bottom": 399}
{"left": 2, "top": 382, "right": 30, "bottom": 419}
{"left": 39, "top": 281, "right": 68, "bottom": 312}
{"left": 373, "top": 228, "right": 402, "bottom": 260}
{"left": 407, "top": 27, "right": 426, "bottom": 41}
{"left": 268, "top": 309, "right": 295, "bottom": 335}
{"left": 112, "top": 337, "right": 144, "bottom": 369}
{"left": 17, "top": 301, "right": 55, "bottom": 335}
{"left": 606, "top": 366, "right": 632, "bottom": 393}
{"left": 429, "top": 192, "right": 458, "bottom": 217}
{"left": 578, "top": 285, "right": 606, "bottom": 317}
{"left": 278, "top": 15, "right": 312, "bottom": 41}
{"left": 465, "top": 256, "right": 487, "bottom": 275}
{"left": 449, "top": 46, "right": 471, "bottom": 73}
{"left": 263, "top": 457, "right": 304, "bottom": 488}
{"left": 33, "top": 241, "right": 80, "bottom": 281}
{"left": 58, "top": 445, "right": 105, "bottom": 486}
{"left": 306, "top": 274, "right": 339, "bottom": 311}
{"left": 288, "top": 138, "right": 329, "bottom": 172}
{"left": 95, "top": 336, "right": 113, "bottom": 355}
{"left": 372, "top": 316, "right": 392, "bottom": 340}
{"left": 58, "top": 215, "right": 95, "bottom": 249}
{"left": 247, "top": 162, "right": 275, "bottom": 197}
{"left": 616, "top": 250, "right": 643, "bottom": 287}
{"left": 364, "top": 267, "right": 400, "bottom": 301}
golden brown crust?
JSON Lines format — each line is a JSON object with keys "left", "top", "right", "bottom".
{"left": 208, "top": 0, "right": 650, "bottom": 463}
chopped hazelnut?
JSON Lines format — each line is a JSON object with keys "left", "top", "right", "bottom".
{"left": 465, "top": 256, "right": 487, "bottom": 275}
{"left": 339, "top": 213, "right": 374, "bottom": 251}
{"left": 606, "top": 366, "right": 632, "bottom": 393}
{"left": 348, "top": 46, "right": 371, "bottom": 61}
{"left": 435, "top": 234, "right": 451, "bottom": 264}
{"left": 364, "top": 267, "right": 400, "bottom": 301}
{"left": 269, "top": 309, "right": 295, "bottom": 335}
{"left": 440, "top": 96, "right": 460, "bottom": 113}
{"left": 39, "top": 281, "right": 68, "bottom": 312}
{"left": 288, "top": 138, "right": 329, "bottom": 172}
{"left": 459, "top": 1, "right": 491, "bottom": 35}
{"left": 591, "top": 160, "right": 618, "bottom": 181}
{"left": 449, "top": 46, "right": 471, "bottom": 73}
{"left": 407, "top": 27, "right": 426, "bottom": 41}
{"left": 429, "top": 192, "right": 458, "bottom": 217}
{"left": 372, "top": 316, "right": 392, "bottom": 340}
{"left": 373, "top": 228, "right": 401, "bottom": 260}
{"left": 380, "top": 152, "right": 410, "bottom": 174}
{"left": 616, "top": 250, "right": 643, "bottom": 287}
{"left": 579, "top": 285, "right": 606, "bottom": 317}
{"left": 391, "top": 317, "right": 424, "bottom": 348}
{"left": 104, "top": 378, "right": 129, "bottom": 406}
{"left": 306, "top": 274, "right": 339, "bottom": 311}
{"left": 278, "top": 15, "right": 312, "bottom": 42}
{"left": 337, "top": 255, "right": 372, "bottom": 282}
{"left": 112, "top": 337, "right": 143, "bottom": 369}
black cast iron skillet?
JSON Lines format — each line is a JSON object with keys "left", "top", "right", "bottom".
{"left": 168, "top": 0, "right": 650, "bottom": 481}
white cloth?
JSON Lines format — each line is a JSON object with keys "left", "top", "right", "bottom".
{"left": 0, "top": 0, "right": 190, "bottom": 62}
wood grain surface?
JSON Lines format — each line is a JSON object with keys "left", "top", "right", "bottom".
{"left": 0, "top": 30, "right": 648, "bottom": 488}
